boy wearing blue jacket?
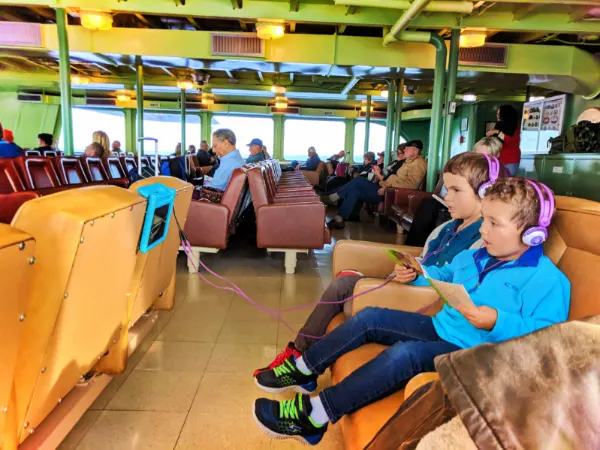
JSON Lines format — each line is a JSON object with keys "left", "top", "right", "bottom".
{"left": 252, "top": 177, "right": 570, "bottom": 446}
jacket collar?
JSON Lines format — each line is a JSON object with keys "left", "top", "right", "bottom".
{"left": 473, "top": 244, "right": 543, "bottom": 269}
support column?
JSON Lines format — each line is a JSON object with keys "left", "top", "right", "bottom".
{"left": 55, "top": 8, "right": 73, "bottom": 156}
{"left": 136, "top": 61, "right": 144, "bottom": 154}
{"left": 364, "top": 94, "right": 372, "bottom": 154}
{"left": 394, "top": 78, "right": 404, "bottom": 147}
{"left": 200, "top": 110, "right": 211, "bottom": 143}
{"left": 273, "top": 114, "right": 285, "bottom": 160}
{"left": 181, "top": 89, "right": 187, "bottom": 171}
{"left": 344, "top": 118, "right": 355, "bottom": 162}
{"left": 124, "top": 109, "right": 136, "bottom": 154}
{"left": 384, "top": 81, "right": 395, "bottom": 166}
{"left": 426, "top": 35, "right": 447, "bottom": 192}
{"left": 441, "top": 29, "right": 460, "bottom": 168}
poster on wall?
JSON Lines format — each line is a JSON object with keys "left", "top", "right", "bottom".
{"left": 520, "top": 94, "right": 566, "bottom": 153}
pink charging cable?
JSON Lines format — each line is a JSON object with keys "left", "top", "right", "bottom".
{"left": 179, "top": 237, "right": 413, "bottom": 339}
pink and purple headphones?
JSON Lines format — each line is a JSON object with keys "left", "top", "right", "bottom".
{"left": 478, "top": 153, "right": 500, "bottom": 199}
{"left": 522, "top": 179, "right": 555, "bottom": 246}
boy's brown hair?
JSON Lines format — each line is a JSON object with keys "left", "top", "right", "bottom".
{"left": 484, "top": 177, "right": 555, "bottom": 230}
{"left": 443, "top": 152, "right": 504, "bottom": 195}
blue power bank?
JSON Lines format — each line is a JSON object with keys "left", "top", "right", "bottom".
{"left": 137, "top": 183, "right": 176, "bottom": 253}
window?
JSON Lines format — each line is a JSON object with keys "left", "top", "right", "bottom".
{"left": 142, "top": 112, "right": 201, "bottom": 155}
{"left": 60, "top": 108, "right": 126, "bottom": 153}
{"left": 283, "top": 119, "right": 345, "bottom": 162}
{"left": 353, "top": 121, "right": 388, "bottom": 162}
{"left": 211, "top": 115, "right": 274, "bottom": 159}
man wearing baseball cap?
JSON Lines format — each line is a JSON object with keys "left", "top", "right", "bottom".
{"left": 326, "top": 139, "right": 426, "bottom": 230}
{"left": 246, "top": 137, "right": 266, "bottom": 164}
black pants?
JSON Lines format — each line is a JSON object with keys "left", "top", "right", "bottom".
{"left": 405, "top": 197, "right": 449, "bottom": 247}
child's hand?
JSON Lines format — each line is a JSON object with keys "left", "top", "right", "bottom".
{"left": 457, "top": 304, "right": 498, "bottom": 330}
{"left": 393, "top": 264, "right": 417, "bottom": 283}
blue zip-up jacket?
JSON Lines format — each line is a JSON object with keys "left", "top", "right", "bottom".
{"left": 246, "top": 153, "right": 265, "bottom": 164}
{"left": 420, "top": 218, "right": 482, "bottom": 268}
{"left": 301, "top": 154, "right": 321, "bottom": 171}
{"left": 414, "top": 245, "right": 570, "bottom": 349}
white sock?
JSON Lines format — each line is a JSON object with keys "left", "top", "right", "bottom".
{"left": 334, "top": 215, "right": 343, "bottom": 222}
{"left": 329, "top": 193, "right": 340, "bottom": 202}
{"left": 295, "top": 356, "right": 313, "bottom": 376}
{"left": 309, "top": 396, "right": 329, "bottom": 426}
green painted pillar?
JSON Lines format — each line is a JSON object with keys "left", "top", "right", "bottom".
{"left": 180, "top": 89, "right": 186, "bottom": 151}
{"left": 426, "top": 34, "right": 447, "bottom": 192}
{"left": 200, "top": 110, "right": 211, "bottom": 143}
{"left": 344, "top": 118, "right": 355, "bottom": 162}
{"left": 441, "top": 29, "right": 460, "bottom": 168}
{"left": 364, "top": 94, "right": 372, "bottom": 154}
{"left": 124, "top": 108, "right": 136, "bottom": 154}
{"left": 394, "top": 78, "right": 404, "bottom": 147}
{"left": 55, "top": 8, "right": 73, "bottom": 156}
{"left": 384, "top": 81, "right": 395, "bottom": 166}
{"left": 273, "top": 114, "right": 285, "bottom": 160}
{"left": 136, "top": 61, "right": 144, "bottom": 154}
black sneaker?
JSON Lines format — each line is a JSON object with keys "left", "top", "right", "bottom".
{"left": 254, "top": 355, "right": 317, "bottom": 394}
{"left": 253, "top": 393, "right": 327, "bottom": 446}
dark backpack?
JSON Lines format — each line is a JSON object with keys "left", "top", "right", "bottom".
{"left": 160, "top": 158, "right": 187, "bottom": 181}
{"left": 549, "top": 121, "right": 600, "bottom": 154}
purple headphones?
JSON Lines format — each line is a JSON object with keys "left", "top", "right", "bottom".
{"left": 478, "top": 153, "right": 500, "bottom": 199}
{"left": 522, "top": 179, "right": 555, "bottom": 246}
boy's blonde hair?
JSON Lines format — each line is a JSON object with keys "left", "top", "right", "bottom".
{"left": 484, "top": 177, "right": 555, "bottom": 230}
{"left": 474, "top": 136, "right": 503, "bottom": 157}
{"left": 443, "top": 152, "right": 504, "bottom": 195}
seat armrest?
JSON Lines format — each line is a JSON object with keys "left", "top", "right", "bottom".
{"left": 332, "top": 240, "right": 423, "bottom": 278}
{"left": 256, "top": 202, "right": 326, "bottom": 249}
{"left": 183, "top": 200, "right": 230, "bottom": 248}
{"left": 404, "top": 373, "right": 441, "bottom": 399}
{"left": 407, "top": 191, "right": 433, "bottom": 216}
{"left": 351, "top": 278, "right": 442, "bottom": 316}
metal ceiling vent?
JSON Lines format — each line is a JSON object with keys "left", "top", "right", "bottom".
{"left": 459, "top": 44, "right": 508, "bottom": 68}
{"left": 211, "top": 34, "right": 264, "bottom": 57}
{"left": 0, "top": 22, "right": 42, "bottom": 47}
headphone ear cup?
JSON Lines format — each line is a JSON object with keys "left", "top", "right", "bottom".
{"left": 522, "top": 227, "right": 548, "bottom": 246}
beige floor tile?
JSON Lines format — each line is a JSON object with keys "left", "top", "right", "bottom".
{"left": 189, "top": 372, "right": 264, "bottom": 415}
{"left": 278, "top": 305, "right": 313, "bottom": 324}
{"left": 206, "top": 343, "right": 276, "bottom": 373}
{"left": 226, "top": 296, "right": 281, "bottom": 322}
{"left": 175, "top": 413, "right": 272, "bottom": 450}
{"left": 157, "top": 300, "right": 230, "bottom": 342}
{"left": 218, "top": 319, "right": 279, "bottom": 344}
{"left": 57, "top": 410, "right": 102, "bottom": 450}
{"left": 76, "top": 411, "right": 186, "bottom": 450}
{"left": 107, "top": 370, "right": 203, "bottom": 412}
{"left": 136, "top": 341, "right": 215, "bottom": 372}
{"left": 277, "top": 322, "right": 305, "bottom": 349}
{"left": 281, "top": 278, "right": 325, "bottom": 305}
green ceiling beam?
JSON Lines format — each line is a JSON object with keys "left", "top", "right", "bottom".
{"left": 1, "top": 0, "right": 599, "bottom": 34}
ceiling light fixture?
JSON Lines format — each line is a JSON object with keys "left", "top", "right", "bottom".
{"left": 80, "top": 10, "right": 113, "bottom": 31}
{"left": 71, "top": 75, "right": 90, "bottom": 85}
{"left": 177, "top": 80, "right": 194, "bottom": 90}
{"left": 380, "top": 89, "right": 389, "bottom": 99}
{"left": 256, "top": 22, "right": 285, "bottom": 40}
{"left": 274, "top": 96, "right": 288, "bottom": 109}
{"left": 462, "top": 93, "right": 478, "bottom": 102}
{"left": 459, "top": 29, "right": 486, "bottom": 48}
{"left": 271, "top": 85, "right": 286, "bottom": 94}
{"left": 529, "top": 96, "right": 545, "bottom": 102}
{"left": 116, "top": 93, "right": 131, "bottom": 102}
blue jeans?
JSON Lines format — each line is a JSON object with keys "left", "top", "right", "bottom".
{"left": 505, "top": 163, "right": 519, "bottom": 176}
{"left": 338, "top": 177, "right": 383, "bottom": 219}
{"left": 302, "top": 307, "right": 460, "bottom": 423}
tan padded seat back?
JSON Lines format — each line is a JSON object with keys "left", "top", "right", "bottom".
{"left": 544, "top": 196, "right": 600, "bottom": 321}
{"left": 0, "top": 225, "right": 35, "bottom": 450}
{"left": 128, "top": 177, "right": 193, "bottom": 320}
{"left": 10, "top": 186, "right": 146, "bottom": 442}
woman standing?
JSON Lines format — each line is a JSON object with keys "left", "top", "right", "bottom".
{"left": 487, "top": 104, "right": 520, "bottom": 175}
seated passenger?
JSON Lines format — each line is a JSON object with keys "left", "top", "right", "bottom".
{"left": 246, "top": 138, "right": 266, "bottom": 164}
{"left": 326, "top": 140, "right": 426, "bottom": 229}
{"left": 254, "top": 152, "right": 501, "bottom": 376}
{"left": 111, "top": 140, "right": 123, "bottom": 154}
{"left": 36, "top": 132, "right": 54, "bottom": 152}
{"left": 188, "top": 144, "right": 196, "bottom": 154}
{"left": 252, "top": 177, "right": 570, "bottom": 446}
{"left": 406, "top": 136, "right": 504, "bottom": 247}
{"left": 85, "top": 142, "right": 105, "bottom": 158}
{"left": 289, "top": 147, "right": 321, "bottom": 171}
{"left": 203, "top": 128, "right": 244, "bottom": 191}
{"left": 162, "top": 143, "right": 186, "bottom": 181}
{"left": 261, "top": 145, "right": 271, "bottom": 160}
{"left": 0, "top": 126, "right": 23, "bottom": 158}
{"left": 326, "top": 150, "right": 346, "bottom": 171}
{"left": 92, "top": 130, "right": 112, "bottom": 156}
{"left": 373, "top": 144, "right": 406, "bottom": 181}
{"left": 321, "top": 152, "right": 375, "bottom": 194}
{"left": 196, "top": 140, "right": 212, "bottom": 166}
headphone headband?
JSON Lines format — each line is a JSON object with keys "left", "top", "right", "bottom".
{"left": 478, "top": 153, "right": 500, "bottom": 199}
{"left": 525, "top": 179, "right": 554, "bottom": 227}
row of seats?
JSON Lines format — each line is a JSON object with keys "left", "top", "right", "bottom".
{"left": 326, "top": 196, "right": 600, "bottom": 449}
{"left": 183, "top": 159, "right": 330, "bottom": 274}
{"left": 0, "top": 177, "right": 193, "bottom": 449}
